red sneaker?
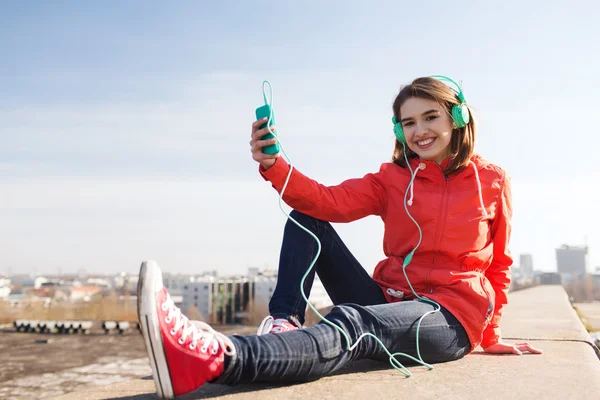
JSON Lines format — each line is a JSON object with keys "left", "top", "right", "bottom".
{"left": 137, "top": 261, "right": 236, "bottom": 398}
{"left": 256, "top": 315, "right": 301, "bottom": 335}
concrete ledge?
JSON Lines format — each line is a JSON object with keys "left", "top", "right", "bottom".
{"left": 501, "top": 286, "right": 596, "bottom": 343}
{"left": 55, "top": 285, "right": 600, "bottom": 399}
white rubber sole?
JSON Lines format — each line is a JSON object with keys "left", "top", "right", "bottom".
{"left": 137, "top": 260, "right": 174, "bottom": 399}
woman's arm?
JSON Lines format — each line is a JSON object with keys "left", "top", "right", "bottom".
{"left": 260, "top": 157, "right": 388, "bottom": 222}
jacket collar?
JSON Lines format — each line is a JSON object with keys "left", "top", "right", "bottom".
{"left": 406, "top": 153, "right": 488, "bottom": 181}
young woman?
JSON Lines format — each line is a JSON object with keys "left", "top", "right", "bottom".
{"left": 137, "top": 76, "right": 542, "bottom": 399}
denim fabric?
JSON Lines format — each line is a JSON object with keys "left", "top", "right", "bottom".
{"left": 216, "top": 211, "right": 470, "bottom": 384}
{"left": 269, "top": 210, "right": 388, "bottom": 325}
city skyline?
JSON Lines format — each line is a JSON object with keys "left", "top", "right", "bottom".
{"left": 2, "top": 246, "right": 595, "bottom": 278}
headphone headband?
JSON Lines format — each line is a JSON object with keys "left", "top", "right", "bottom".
{"left": 429, "top": 75, "right": 466, "bottom": 104}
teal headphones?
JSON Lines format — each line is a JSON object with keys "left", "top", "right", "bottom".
{"left": 392, "top": 75, "right": 470, "bottom": 144}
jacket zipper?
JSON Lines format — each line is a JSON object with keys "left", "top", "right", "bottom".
{"left": 432, "top": 174, "right": 449, "bottom": 264}
{"left": 427, "top": 174, "right": 449, "bottom": 292}
{"left": 425, "top": 267, "right": 433, "bottom": 293}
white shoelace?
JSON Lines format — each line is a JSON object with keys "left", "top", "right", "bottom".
{"left": 161, "top": 294, "right": 236, "bottom": 356}
{"left": 257, "top": 316, "right": 298, "bottom": 335}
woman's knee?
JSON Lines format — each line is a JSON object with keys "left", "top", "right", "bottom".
{"left": 288, "top": 210, "right": 327, "bottom": 231}
{"left": 419, "top": 325, "right": 471, "bottom": 364}
{"left": 321, "top": 304, "right": 365, "bottom": 330}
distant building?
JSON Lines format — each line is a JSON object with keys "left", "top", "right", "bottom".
{"left": 34, "top": 277, "right": 49, "bottom": 289}
{"left": 180, "top": 277, "right": 214, "bottom": 320}
{"left": 112, "top": 273, "right": 139, "bottom": 295}
{"left": 163, "top": 274, "right": 191, "bottom": 295}
{"left": 253, "top": 276, "right": 277, "bottom": 307}
{"left": 5, "top": 293, "right": 51, "bottom": 308}
{"left": 253, "top": 274, "right": 332, "bottom": 311}
{"left": 0, "top": 279, "right": 10, "bottom": 298}
{"left": 592, "top": 267, "right": 600, "bottom": 301}
{"left": 556, "top": 245, "right": 588, "bottom": 279}
{"left": 519, "top": 254, "right": 534, "bottom": 277}
{"left": 112, "top": 273, "right": 126, "bottom": 290}
{"left": 210, "top": 277, "right": 253, "bottom": 325}
{"left": 538, "top": 272, "right": 562, "bottom": 285}
{"left": 70, "top": 285, "right": 103, "bottom": 302}
{"left": 8, "top": 275, "right": 35, "bottom": 288}
{"left": 174, "top": 274, "right": 254, "bottom": 325}
{"left": 511, "top": 265, "right": 521, "bottom": 278}
{"left": 85, "top": 277, "right": 112, "bottom": 289}
{"left": 156, "top": 268, "right": 334, "bottom": 325}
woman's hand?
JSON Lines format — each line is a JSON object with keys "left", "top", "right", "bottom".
{"left": 250, "top": 118, "right": 279, "bottom": 171}
{"left": 483, "top": 341, "right": 543, "bottom": 355}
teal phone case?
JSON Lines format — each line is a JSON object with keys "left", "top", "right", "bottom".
{"left": 255, "top": 104, "right": 280, "bottom": 155}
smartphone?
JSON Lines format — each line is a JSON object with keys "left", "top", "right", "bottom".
{"left": 255, "top": 104, "right": 280, "bottom": 155}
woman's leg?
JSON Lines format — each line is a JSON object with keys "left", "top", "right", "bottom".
{"left": 269, "top": 210, "right": 387, "bottom": 325}
{"left": 217, "top": 301, "right": 471, "bottom": 384}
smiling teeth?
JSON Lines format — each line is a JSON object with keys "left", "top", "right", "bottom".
{"left": 418, "top": 138, "right": 434, "bottom": 146}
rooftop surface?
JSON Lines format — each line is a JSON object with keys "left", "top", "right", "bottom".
{"left": 55, "top": 285, "right": 600, "bottom": 400}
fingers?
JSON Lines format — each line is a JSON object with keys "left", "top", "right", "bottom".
{"left": 251, "top": 117, "right": 268, "bottom": 130}
{"left": 515, "top": 342, "right": 543, "bottom": 355}
{"left": 484, "top": 342, "right": 543, "bottom": 356}
{"left": 251, "top": 125, "right": 276, "bottom": 142}
{"left": 250, "top": 120, "right": 279, "bottom": 166}
{"left": 250, "top": 119, "right": 278, "bottom": 156}
{"left": 250, "top": 138, "right": 279, "bottom": 163}
{"left": 251, "top": 118, "right": 272, "bottom": 137}
{"left": 250, "top": 138, "right": 278, "bottom": 154}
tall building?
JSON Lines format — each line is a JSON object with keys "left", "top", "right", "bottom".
{"left": 519, "top": 254, "right": 533, "bottom": 276}
{"left": 253, "top": 275, "right": 277, "bottom": 307}
{"left": 209, "top": 277, "right": 253, "bottom": 325}
{"left": 556, "top": 245, "right": 588, "bottom": 279}
{"left": 181, "top": 277, "right": 215, "bottom": 320}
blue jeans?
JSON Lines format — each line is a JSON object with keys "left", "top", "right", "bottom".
{"left": 217, "top": 211, "right": 470, "bottom": 384}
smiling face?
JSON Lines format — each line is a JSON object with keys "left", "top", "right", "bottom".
{"left": 399, "top": 97, "right": 454, "bottom": 165}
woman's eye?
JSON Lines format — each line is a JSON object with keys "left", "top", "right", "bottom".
{"left": 403, "top": 121, "right": 414, "bottom": 127}
{"left": 426, "top": 115, "right": 438, "bottom": 121}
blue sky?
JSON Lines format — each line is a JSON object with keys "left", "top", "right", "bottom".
{"left": 1, "top": 1, "right": 599, "bottom": 276}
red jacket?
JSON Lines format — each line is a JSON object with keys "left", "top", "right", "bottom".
{"left": 260, "top": 153, "right": 512, "bottom": 351}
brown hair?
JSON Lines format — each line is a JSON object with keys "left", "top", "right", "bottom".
{"left": 391, "top": 77, "right": 476, "bottom": 175}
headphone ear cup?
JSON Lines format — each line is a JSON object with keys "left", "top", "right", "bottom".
{"left": 452, "top": 104, "right": 470, "bottom": 128}
{"left": 394, "top": 123, "right": 406, "bottom": 144}
{"left": 392, "top": 116, "right": 406, "bottom": 144}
